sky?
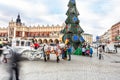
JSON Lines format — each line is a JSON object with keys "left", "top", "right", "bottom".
{"left": 0, "top": 0, "right": 120, "bottom": 40}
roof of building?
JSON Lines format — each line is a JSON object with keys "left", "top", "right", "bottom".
{"left": 82, "top": 33, "right": 93, "bottom": 36}
{"left": 111, "top": 21, "right": 120, "bottom": 28}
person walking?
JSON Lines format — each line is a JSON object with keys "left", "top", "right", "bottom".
{"left": 33, "top": 40, "right": 39, "bottom": 49}
{"left": 89, "top": 46, "right": 93, "bottom": 57}
{"left": 61, "top": 48, "right": 65, "bottom": 59}
{"left": 102, "top": 45, "right": 105, "bottom": 52}
{"left": 98, "top": 45, "right": 103, "bottom": 60}
{"left": 67, "top": 44, "right": 72, "bottom": 61}
{"left": 0, "top": 39, "right": 3, "bottom": 57}
{"left": 62, "top": 47, "right": 67, "bottom": 60}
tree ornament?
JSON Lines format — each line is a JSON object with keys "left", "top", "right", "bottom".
{"left": 73, "top": 35, "right": 79, "bottom": 41}
{"left": 73, "top": 16, "right": 78, "bottom": 22}
{"left": 65, "top": 38, "right": 69, "bottom": 45}
{"left": 79, "top": 36, "right": 85, "bottom": 42}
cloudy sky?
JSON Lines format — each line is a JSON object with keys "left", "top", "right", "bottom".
{"left": 0, "top": 0, "right": 120, "bottom": 40}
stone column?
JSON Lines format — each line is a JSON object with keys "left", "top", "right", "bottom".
{"left": 13, "top": 27, "right": 16, "bottom": 38}
{"left": 7, "top": 26, "right": 10, "bottom": 41}
{"left": 22, "top": 28, "right": 25, "bottom": 37}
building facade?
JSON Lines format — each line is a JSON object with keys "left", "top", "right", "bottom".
{"left": 0, "top": 14, "right": 64, "bottom": 43}
{"left": 0, "top": 14, "right": 93, "bottom": 43}
{"left": 111, "top": 22, "right": 120, "bottom": 43}
{"left": 100, "top": 29, "right": 112, "bottom": 44}
{"left": 82, "top": 33, "right": 93, "bottom": 44}
{"left": 0, "top": 27, "right": 8, "bottom": 38}
{"left": 100, "top": 22, "right": 120, "bottom": 44}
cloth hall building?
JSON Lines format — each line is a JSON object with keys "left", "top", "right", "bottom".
{"left": 0, "top": 14, "right": 93, "bottom": 44}
{"left": 0, "top": 14, "right": 64, "bottom": 43}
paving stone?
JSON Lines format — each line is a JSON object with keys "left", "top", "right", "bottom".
{"left": 0, "top": 48, "right": 120, "bottom": 80}
{"left": 0, "top": 62, "right": 12, "bottom": 80}
{"left": 18, "top": 53, "right": 120, "bottom": 80}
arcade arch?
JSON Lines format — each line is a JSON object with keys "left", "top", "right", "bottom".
{"left": 49, "top": 39, "right": 53, "bottom": 43}
{"left": 38, "top": 39, "right": 42, "bottom": 44}
{"left": 43, "top": 39, "right": 48, "bottom": 43}
{"left": 54, "top": 39, "right": 59, "bottom": 44}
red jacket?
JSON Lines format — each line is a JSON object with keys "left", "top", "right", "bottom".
{"left": 34, "top": 43, "right": 39, "bottom": 49}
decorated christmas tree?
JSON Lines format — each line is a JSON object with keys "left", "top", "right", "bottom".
{"left": 62, "top": 0, "right": 85, "bottom": 49}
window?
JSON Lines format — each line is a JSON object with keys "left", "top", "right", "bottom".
{"left": 21, "top": 41, "right": 24, "bottom": 46}
{"left": 16, "top": 41, "right": 20, "bottom": 46}
{"left": 25, "top": 42, "right": 31, "bottom": 46}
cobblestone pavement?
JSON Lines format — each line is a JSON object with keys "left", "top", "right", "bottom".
{"left": 18, "top": 51, "right": 120, "bottom": 80}
{"left": 0, "top": 59, "right": 12, "bottom": 80}
{"left": 100, "top": 48, "right": 120, "bottom": 63}
{"left": 0, "top": 48, "right": 120, "bottom": 80}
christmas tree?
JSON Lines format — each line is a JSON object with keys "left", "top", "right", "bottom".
{"left": 62, "top": 0, "right": 85, "bottom": 49}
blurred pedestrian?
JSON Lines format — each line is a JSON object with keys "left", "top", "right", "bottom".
{"left": 82, "top": 45, "right": 86, "bottom": 56}
{"left": 34, "top": 39, "right": 39, "bottom": 49}
{"left": 102, "top": 45, "right": 105, "bottom": 52}
{"left": 62, "top": 47, "right": 67, "bottom": 60}
{"left": 98, "top": 45, "right": 103, "bottom": 53}
{"left": 0, "top": 39, "right": 3, "bottom": 57}
{"left": 98, "top": 45, "right": 103, "bottom": 60}
{"left": 89, "top": 46, "right": 93, "bottom": 57}
{"left": 67, "top": 44, "right": 72, "bottom": 61}
{"left": 114, "top": 45, "right": 117, "bottom": 53}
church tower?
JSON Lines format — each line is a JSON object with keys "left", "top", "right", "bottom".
{"left": 16, "top": 14, "right": 21, "bottom": 25}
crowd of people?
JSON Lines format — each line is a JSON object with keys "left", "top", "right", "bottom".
{"left": 19, "top": 38, "right": 95, "bottom": 61}
{"left": 0, "top": 38, "right": 95, "bottom": 62}
{"left": 73, "top": 44, "right": 93, "bottom": 57}
{"left": 61, "top": 44, "right": 72, "bottom": 61}
{"left": 30, "top": 38, "right": 72, "bottom": 61}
